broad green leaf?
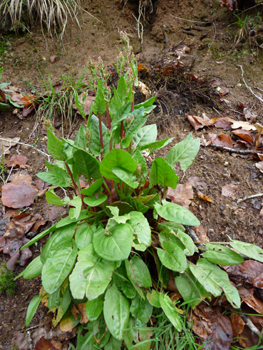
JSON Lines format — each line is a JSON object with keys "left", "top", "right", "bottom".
{"left": 165, "top": 134, "right": 200, "bottom": 171}
{"left": 132, "top": 150, "right": 148, "bottom": 187}
{"left": 89, "top": 322, "right": 111, "bottom": 349}
{"left": 121, "top": 281, "right": 137, "bottom": 299}
{"left": 68, "top": 196, "right": 82, "bottom": 220}
{"left": 125, "top": 256, "right": 152, "bottom": 288}
{"left": 105, "top": 337, "right": 122, "bottom": 350}
{"left": 89, "top": 114, "right": 110, "bottom": 156}
{"left": 157, "top": 241, "right": 187, "bottom": 273}
{"left": 86, "top": 295, "right": 103, "bottom": 321}
{"left": 26, "top": 296, "right": 41, "bottom": 327}
{"left": 100, "top": 149, "right": 137, "bottom": 181}
{"left": 111, "top": 102, "right": 132, "bottom": 131}
{"left": 21, "top": 212, "right": 90, "bottom": 250}
{"left": 74, "top": 124, "right": 87, "bottom": 150}
{"left": 139, "top": 138, "right": 174, "bottom": 153}
{"left": 41, "top": 223, "right": 78, "bottom": 264}
{"left": 203, "top": 244, "right": 244, "bottom": 265}
{"left": 147, "top": 290, "right": 161, "bottom": 308}
{"left": 81, "top": 178, "right": 103, "bottom": 196}
{"left": 75, "top": 93, "right": 87, "bottom": 119}
{"left": 45, "top": 189, "right": 65, "bottom": 206}
{"left": 84, "top": 194, "right": 107, "bottom": 207}
{"left": 93, "top": 79, "right": 106, "bottom": 114}
{"left": 48, "top": 288, "right": 61, "bottom": 308}
{"left": 53, "top": 284, "right": 71, "bottom": 326}
{"left": 154, "top": 252, "right": 169, "bottom": 288}
{"left": 112, "top": 166, "right": 139, "bottom": 188}
{"left": 159, "top": 293, "right": 182, "bottom": 332}
{"left": 121, "top": 107, "right": 146, "bottom": 148}
{"left": 175, "top": 230, "right": 198, "bottom": 256}
{"left": 107, "top": 205, "right": 119, "bottom": 217}
{"left": 42, "top": 240, "right": 77, "bottom": 294}
{"left": 134, "top": 96, "right": 156, "bottom": 109}
{"left": 128, "top": 211, "right": 151, "bottom": 251}
{"left": 69, "top": 244, "right": 115, "bottom": 300}
{"left": 132, "top": 124, "right": 157, "bottom": 149}
{"left": 73, "top": 149, "right": 101, "bottom": 181}
{"left": 123, "top": 317, "right": 153, "bottom": 350}
{"left": 149, "top": 157, "right": 179, "bottom": 189}
{"left": 175, "top": 269, "right": 212, "bottom": 307}
{"left": 229, "top": 238, "right": 263, "bottom": 263}
{"left": 75, "top": 223, "right": 96, "bottom": 250}
{"left": 0, "top": 102, "right": 12, "bottom": 111}
{"left": 37, "top": 166, "right": 72, "bottom": 187}
{"left": 158, "top": 221, "right": 185, "bottom": 233}
{"left": 130, "top": 294, "right": 153, "bottom": 327}
{"left": 93, "top": 225, "right": 133, "bottom": 261}
{"left": 104, "top": 284, "right": 130, "bottom": 340}
{"left": 154, "top": 200, "right": 200, "bottom": 226}
{"left": 195, "top": 259, "right": 241, "bottom": 308}
{"left": 47, "top": 129, "right": 64, "bottom": 160}
{"left": 15, "top": 256, "right": 42, "bottom": 280}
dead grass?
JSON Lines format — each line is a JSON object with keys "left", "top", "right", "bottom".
{"left": 0, "top": 0, "right": 81, "bottom": 39}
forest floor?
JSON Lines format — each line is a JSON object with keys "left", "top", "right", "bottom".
{"left": 1, "top": 0, "right": 263, "bottom": 349}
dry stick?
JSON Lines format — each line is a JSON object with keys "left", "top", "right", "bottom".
{"left": 237, "top": 193, "right": 263, "bottom": 204}
{"left": 206, "top": 144, "right": 263, "bottom": 155}
{"left": 0, "top": 137, "right": 50, "bottom": 160}
{"left": 237, "top": 65, "right": 263, "bottom": 103}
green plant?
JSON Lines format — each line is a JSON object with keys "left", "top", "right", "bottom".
{"left": 0, "top": 0, "right": 81, "bottom": 39}
{"left": 0, "top": 263, "right": 16, "bottom": 295}
{"left": 16, "top": 33, "right": 263, "bottom": 349}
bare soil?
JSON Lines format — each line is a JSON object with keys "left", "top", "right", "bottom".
{"left": 1, "top": 0, "right": 263, "bottom": 348}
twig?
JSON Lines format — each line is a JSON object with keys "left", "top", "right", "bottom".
{"left": 25, "top": 325, "right": 39, "bottom": 331}
{"left": 237, "top": 193, "right": 263, "bottom": 204}
{"left": 5, "top": 165, "right": 13, "bottom": 183}
{"left": 170, "top": 14, "right": 212, "bottom": 25}
{"left": 207, "top": 144, "right": 263, "bottom": 154}
{"left": 213, "top": 107, "right": 224, "bottom": 117}
{"left": 0, "top": 138, "right": 50, "bottom": 160}
{"left": 237, "top": 65, "right": 263, "bottom": 103}
{"left": 240, "top": 314, "right": 261, "bottom": 337}
{"left": 222, "top": 99, "right": 243, "bottom": 115}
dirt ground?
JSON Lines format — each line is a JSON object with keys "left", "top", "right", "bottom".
{"left": 1, "top": 0, "right": 263, "bottom": 348}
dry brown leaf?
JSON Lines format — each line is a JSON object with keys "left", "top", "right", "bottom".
{"left": 76, "top": 303, "right": 88, "bottom": 324}
{"left": 50, "top": 55, "right": 57, "bottom": 63}
{"left": 217, "top": 86, "right": 230, "bottom": 96}
{"left": 167, "top": 184, "right": 193, "bottom": 209}
{"left": 256, "top": 162, "right": 263, "bottom": 173}
{"left": 186, "top": 114, "right": 217, "bottom": 130}
{"left": 232, "top": 129, "right": 254, "bottom": 144}
{"left": 193, "top": 225, "right": 210, "bottom": 242}
{"left": 221, "top": 184, "right": 238, "bottom": 198}
{"left": 34, "top": 337, "right": 63, "bottom": 350}
{"left": 0, "top": 137, "right": 20, "bottom": 156}
{"left": 238, "top": 286, "right": 263, "bottom": 314}
{"left": 230, "top": 313, "right": 245, "bottom": 338}
{"left": 2, "top": 174, "right": 37, "bottom": 208}
{"left": 197, "top": 192, "right": 213, "bottom": 203}
{"left": 243, "top": 108, "right": 257, "bottom": 122}
{"left": 138, "top": 81, "right": 151, "bottom": 99}
{"left": 224, "top": 260, "right": 263, "bottom": 286}
{"left": 231, "top": 121, "right": 256, "bottom": 131}
{"left": 189, "top": 304, "right": 233, "bottom": 350}
{"left": 5, "top": 154, "right": 28, "bottom": 168}
{"left": 208, "top": 133, "right": 233, "bottom": 148}
{"left": 215, "top": 117, "right": 234, "bottom": 129}
{"left": 188, "top": 176, "right": 208, "bottom": 190}
{"left": 45, "top": 206, "right": 66, "bottom": 221}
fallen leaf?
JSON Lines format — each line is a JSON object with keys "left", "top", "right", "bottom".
{"left": 208, "top": 134, "right": 233, "bottom": 147}
{"left": 238, "top": 286, "right": 263, "bottom": 314}
{"left": 230, "top": 313, "right": 245, "bottom": 339}
{"left": 232, "top": 129, "right": 254, "bottom": 144}
{"left": 167, "top": 184, "right": 193, "bottom": 209}
{"left": 34, "top": 336, "right": 63, "bottom": 350}
{"left": 215, "top": 117, "right": 234, "bottom": 129}
{"left": 256, "top": 162, "right": 263, "bottom": 173}
{"left": 2, "top": 174, "right": 37, "bottom": 208}
{"left": 186, "top": 114, "right": 217, "bottom": 130}
{"left": 193, "top": 225, "right": 210, "bottom": 242}
{"left": 74, "top": 93, "right": 95, "bottom": 116}
{"left": 188, "top": 177, "right": 208, "bottom": 190}
{"left": 243, "top": 108, "right": 257, "bottom": 122}
{"left": 0, "top": 137, "right": 20, "bottom": 156}
{"left": 231, "top": 121, "right": 256, "bottom": 131}
{"left": 217, "top": 86, "right": 230, "bottom": 96}
{"left": 138, "top": 81, "right": 151, "bottom": 99}
{"left": 189, "top": 304, "right": 233, "bottom": 350}
{"left": 224, "top": 260, "right": 263, "bottom": 286}
{"left": 197, "top": 192, "right": 213, "bottom": 203}
{"left": 76, "top": 303, "right": 88, "bottom": 324}
{"left": 221, "top": 184, "right": 238, "bottom": 198}
{"left": 45, "top": 206, "right": 66, "bottom": 221}
{"left": 5, "top": 154, "right": 28, "bottom": 168}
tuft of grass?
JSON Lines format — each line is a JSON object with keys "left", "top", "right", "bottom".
{"left": 0, "top": 0, "right": 81, "bottom": 39}
{"left": 0, "top": 263, "right": 16, "bottom": 295}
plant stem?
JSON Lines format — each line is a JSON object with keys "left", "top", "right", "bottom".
{"left": 131, "top": 83, "right": 135, "bottom": 112}
{"left": 97, "top": 113, "right": 104, "bottom": 156}
{"left": 106, "top": 105, "right": 111, "bottom": 130}
{"left": 65, "top": 163, "right": 85, "bottom": 209}
{"left": 120, "top": 120, "right": 124, "bottom": 140}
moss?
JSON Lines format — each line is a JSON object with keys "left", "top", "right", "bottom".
{"left": 0, "top": 263, "right": 16, "bottom": 295}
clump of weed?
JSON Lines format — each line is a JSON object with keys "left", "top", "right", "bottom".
{"left": 0, "top": 262, "right": 16, "bottom": 295}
